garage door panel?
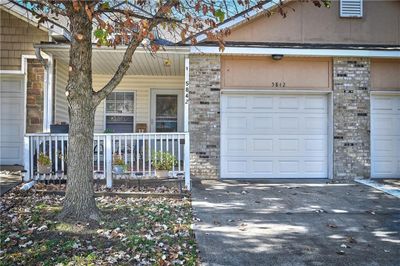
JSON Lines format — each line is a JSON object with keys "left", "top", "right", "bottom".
{"left": 0, "top": 77, "right": 24, "bottom": 165}
{"left": 222, "top": 135, "right": 327, "bottom": 157}
{"left": 221, "top": 157, "right": 327, "bottom": 178}
{"left": 221, "top": 94, "right": 328, "bottom": 179}
{"left": 371, "top": 95, "right": 400, "bottom": 178}
{"left": 222, "top": 113, "right": 327, "bottom": 135}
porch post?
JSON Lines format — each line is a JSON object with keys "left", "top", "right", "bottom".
{"left": 184, "top": 57, "right": 191, "bottom": 190}
{"left": 184, "top": 57, "right": 189, "bottom": 132}
{"left": 42, "top": 54, "right": 53, "bottom": 132}
{"left": 105, "top": 135, "right": 113, "bottom": 188}
{"left": 23, "top": 136, "right": 31, "bottom": 182}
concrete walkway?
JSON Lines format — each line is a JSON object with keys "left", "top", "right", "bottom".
{"left": 0, "top": 166, "right": 23, "bottom": 196}
{"left": 192, "top": 179, "right": 400, "bottom": 266}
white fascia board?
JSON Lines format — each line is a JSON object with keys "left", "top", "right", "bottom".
{"left": 36, "top": 44, "right": 190, "bottom": 54}
{"left": 0, "top": 1, "right": 70, "bottom": 40}
{"left": 190, "top": 46, "right": 400, "bottom": 58}
{"left": 192, "top": 0, "right": 282, "bottom": 44}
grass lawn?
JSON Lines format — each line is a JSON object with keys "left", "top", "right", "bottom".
{"left": 0, "top": 188, "right": 197, "bottom": 265}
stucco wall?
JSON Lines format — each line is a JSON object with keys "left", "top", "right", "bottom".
{"left": 371, "top": 59, "right": 400, "bottom": 90}
{"left": 0, "top": 9, "right": 48, "bottom": 70}
{"left": 226, "top": 1, "right": 400, "bottom": 45}
{"left": 221, "top": 56, "right": 332, "bottom": 90}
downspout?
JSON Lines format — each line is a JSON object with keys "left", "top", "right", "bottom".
{"left": 35, "top": 47, "right": 53, "bottom": 132}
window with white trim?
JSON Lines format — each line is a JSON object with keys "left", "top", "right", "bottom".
{"left": 105, "top": 92, "right": 135, "bottom": 133}
{"left": 340, "top": 0, "right": 363, "bottom": 18}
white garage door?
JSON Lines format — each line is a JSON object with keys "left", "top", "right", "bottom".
{"left": 221, "top": 94, "right": 328, "bottom": 179}
{"left": 0, "top": 76, "right": 25, "bottom": 165}
{"left": 371, "top": 95, "right": 400, "bottom": 178}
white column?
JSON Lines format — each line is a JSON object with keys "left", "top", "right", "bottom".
{"left": 105, "top": 135, "right": 113, "bottom": 188}
{"left": 184, "top": 133, "right": 191, "bottom": 190}
{"left": 184, "top": 57, "right": 190, "bottom": 132}
{"left": 42, "top": 54, "right": 53, "bottom": 132}
{"left": 23, "top": 136, "right": 31, "bottom": 182}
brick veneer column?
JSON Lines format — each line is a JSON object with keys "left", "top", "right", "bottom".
{"left": 333, "top": 58, "right": 371, "bottom": 179}
{"left": 188, "top": 55, "right": 221, "bottom": 179}
{"left": 26, "top": 59, "right": 45, "bottom": 133}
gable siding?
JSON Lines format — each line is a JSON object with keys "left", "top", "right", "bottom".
{"left": 225, "top": 1, "right": 400, "bottom": 45}
{"left": 0, "top": 10, "right": 48, "bottom": 70}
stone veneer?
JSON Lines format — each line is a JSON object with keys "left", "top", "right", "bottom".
{"left": 188, "top": 55, "right": 221, "bottom": 178}
{"left": 333, "top": 58, "right": 371, "bottom": 179}
{"left": 26, "top": 59, "right": 45, "bottom": 133}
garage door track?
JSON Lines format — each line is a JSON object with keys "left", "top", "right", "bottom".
{"left": 192, "top": 179, "right": 400, "bottom": 266}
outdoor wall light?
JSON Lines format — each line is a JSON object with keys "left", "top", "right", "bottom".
{"left": 272, "top": 54, "right": 284, "bottom": 60}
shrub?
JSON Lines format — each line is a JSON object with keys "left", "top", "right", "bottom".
{"left": 152, "top": 152, "right": 177, "bottom": 171}
{"left": 38, "top": 153, "right": 51, "bottom": 166}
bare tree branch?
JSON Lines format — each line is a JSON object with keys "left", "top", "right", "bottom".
{"left": 26, "top": 0, "right": 68, "bottom": 16}
{"left": 92, "top": 2, "right": 176, "bottom": 106}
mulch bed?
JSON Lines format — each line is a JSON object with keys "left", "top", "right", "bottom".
{"left": 0, "top": 186, "right": 198, "bottom": 265}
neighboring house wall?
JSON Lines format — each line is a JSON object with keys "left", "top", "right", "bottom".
{"left": 188, "top": 55, "right": 221, "bottom": 178}
{"left": 26, "top": 59, "right": 45, "bottom": 133}
{"left": 53, "top": 61, "right": 185, "bottom": 133}
{"left": 225, "top": 1, "right": 400, "bottom": 45}
{"left": 333, "top": 58, "right": 371, "bottom": 179}
{"left": 0, "top": 9, "right": 48, "bottom": 70}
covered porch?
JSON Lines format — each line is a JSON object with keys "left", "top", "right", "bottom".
{"left": 24, "top": 45, "right": 191, "bottom": 189}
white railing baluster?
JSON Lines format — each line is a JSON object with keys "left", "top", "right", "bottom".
{"left": 136, "top": 135, "right": 139, "bottom": 173}
{"left": 118, "top": 136, "right": 121, "bottom": 155}
{"left": 130, "top": 136, "right": 133, "bottom": 174}
{"left": 55, "top": 135, "right": 58, "bottom": 173}
{"left": 148, "top": 134, "right": 151, "bottom": 176}
{"left": 172, "top": 134, "right": 175, "bottom": 174}
{"left": 124, "top": 136, "right": 127, "bottom": 165}
{"left": 97, "top": 136, "right": 101, "bottom": 172}
{"left": 178, "top": 135, "right": 181, "bottom": 172}
{"left": 142, "top": 134, "right": 145, "bottom": 175}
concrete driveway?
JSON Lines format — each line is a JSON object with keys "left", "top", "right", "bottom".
{"left": 192, "top": 179, "right": 400, "bottom": 266}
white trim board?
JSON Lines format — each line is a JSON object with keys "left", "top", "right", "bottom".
{"left": 355, "top": 179, "right": 400, "bottom": 199}
{"left": 191, "top": 46, "right": 400, "bottom": 58}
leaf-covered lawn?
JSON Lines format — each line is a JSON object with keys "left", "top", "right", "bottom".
{"left": 0, "top": 189, "right": 197, "bottom": 265}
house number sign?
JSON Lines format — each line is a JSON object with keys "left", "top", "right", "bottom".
{"left": 272, "top": 82, "right": 286, "bottom": 88}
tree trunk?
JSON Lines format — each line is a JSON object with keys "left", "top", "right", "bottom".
{"left": 59, "top": 9, "right": 99, "bottom": 221}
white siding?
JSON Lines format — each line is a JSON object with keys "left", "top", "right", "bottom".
{"left": 54, "top": 61, "right": 69, "bottom": 123}
{"left": 54, "top": 64, "right": 184, "bottom": 133}
{"left": 93, "top": 75, "right": 184, "bottom": 132}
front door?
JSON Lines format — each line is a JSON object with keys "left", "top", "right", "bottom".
{"left": 150, "top": 89, "right": 183, "bottom": 132}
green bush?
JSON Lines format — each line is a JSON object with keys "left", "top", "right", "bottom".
{"left": 38, "top": 153, "right": 51, "bottom": 166}
{"left": 152, "top": 151, "right": 177, "bottom": 171}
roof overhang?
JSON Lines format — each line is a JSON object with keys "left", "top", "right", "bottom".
{"left": 191, "top": 45, "right": 400, "bottom": 58}
{"left": 0, "top": 0, "right": 70, "bottom": 41}
{"left": 36, "top": 44, "right": 189, "bottom": 76}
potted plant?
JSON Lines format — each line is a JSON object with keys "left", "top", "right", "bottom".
{"left": 112, "top": 154, "right": 126, "bottom": 174}
{"left": 37, "top": 153, "right": 52, "bottom": 174}
{"left": 152, "top": 151, "right": 177, "bottom": 178}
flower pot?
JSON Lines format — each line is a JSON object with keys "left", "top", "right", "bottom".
{"left": 113, "top": 165, "right": 125, "bottom": 174}
{"left": 155, "top": 170, "right": 169, "bottom": 178}
{"left": 37, "top": 164, "right": 51, "bottom": 174}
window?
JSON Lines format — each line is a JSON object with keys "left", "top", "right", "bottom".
{"left": 105, "top": 92, "right": 134, "bottom": 133}
{"left": 340, "top": 0, "right": 363, "bottom": 18}
{"left": 155, "top": 94, "right": 178, "bottom": 132}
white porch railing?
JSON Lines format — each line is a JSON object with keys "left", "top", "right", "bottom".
{"left": 23, "top": 133, "right": 191, "bottom": 190}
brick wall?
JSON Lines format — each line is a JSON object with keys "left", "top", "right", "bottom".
{"left": 333, "top": 58, "right": 371, "bottom": 179}
{"left": 188, "top": 55, "right": 221, "bottom": 179}
{"left": 26, "top": 59, "right": 45, "bottom": 133}
{"left": 0, "top": 10, "right": 48, "bottom": 70}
